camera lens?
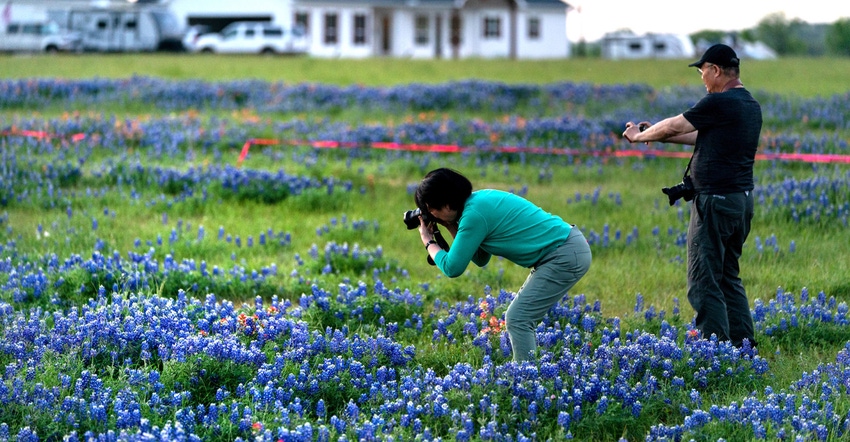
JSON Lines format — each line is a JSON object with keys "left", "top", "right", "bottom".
{"left": 403, "top": 209, "right": 422, "bottom": 230}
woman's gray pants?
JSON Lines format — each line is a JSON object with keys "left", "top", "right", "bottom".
{"left": 506, "top": 227, "right": 592, "bottom": 361}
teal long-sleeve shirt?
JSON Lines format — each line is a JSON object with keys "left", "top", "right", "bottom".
{"left": 433, "top": 189, "right": 572, "bottom": 278}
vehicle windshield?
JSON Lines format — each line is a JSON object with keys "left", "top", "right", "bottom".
{"left": 43, "top": 21, "right": 60, "bottom": 35}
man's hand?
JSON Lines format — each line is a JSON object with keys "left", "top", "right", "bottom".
{"left": 623, "top": 121, "right": 651, "bottom": 143}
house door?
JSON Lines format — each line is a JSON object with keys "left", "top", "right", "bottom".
{"left": 434, "top": 15, "right": 442, "bottom": 59}
{"left": 450, "top": 11, "right": 461, "bottom": 59}
{"left": 380, "top": 15, "right": 391, "bottom": 55}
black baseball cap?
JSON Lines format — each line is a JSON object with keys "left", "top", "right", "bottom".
{"left": 688, "top": 44, "right": 740, "bottom": 68}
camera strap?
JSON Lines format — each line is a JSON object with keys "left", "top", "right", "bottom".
{"left": 682, "top": 149, "right": 696, "bottom": 180}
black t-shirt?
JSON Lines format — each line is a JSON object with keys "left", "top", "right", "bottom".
{"left": 683, "top": 87, "right": 762, "bottom": 194}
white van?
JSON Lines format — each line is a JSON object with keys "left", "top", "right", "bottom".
{"left": 0, "top": 21, "right": 81, "bottom": 53}
{"left": 190, "top": 22, "right": 308, "bottom": 55}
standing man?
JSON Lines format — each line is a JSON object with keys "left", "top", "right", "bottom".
{"left": 622, "top": 44, "right": 762, "bottom": 349}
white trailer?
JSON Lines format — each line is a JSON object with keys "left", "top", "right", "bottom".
{"left": 601, "top": 31, "right": 695, "bottom": 60}
{"left": 62, "top": 6, "right": 183, "bottom": 52}
{"left": 2, "top": 0, "right": 184, "bottom": 52}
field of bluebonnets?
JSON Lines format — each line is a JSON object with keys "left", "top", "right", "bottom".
{"left": 1, "top": 57, "right": 850, "bottom": 441}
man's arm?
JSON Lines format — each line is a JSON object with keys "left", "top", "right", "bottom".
{"left": 623, "top": 114, "right": 697, "bottom": 145}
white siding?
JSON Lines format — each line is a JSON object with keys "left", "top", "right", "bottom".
{"left": 171, "top": 0, "right": 294, "bottom": 28}
{"left": 472, "top": 9, "right": 511, "bottom": 58}
{"left": 391, "top": 9, "right": 416, "bottom": 57}
{"left": 516, "top": 10, "right": 568, "bottom": 59}
{"left": 388, "top": 9, "right": 452, "bottom": 59}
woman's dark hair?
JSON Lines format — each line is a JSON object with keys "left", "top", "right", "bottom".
{"left": 414, "top": 168, "right": 473, "bottom": 212}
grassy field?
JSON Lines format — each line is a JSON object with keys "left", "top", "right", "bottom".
{"left": 2, "top": 53, "right": 850, "bottom": 97}
{"left": 2, "top": 54, "right": 847, "bottom": 315}
{"left": 1, "top": 55, "right": 850, "bottom": 441}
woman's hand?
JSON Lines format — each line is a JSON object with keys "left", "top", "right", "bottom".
{"left": 419, "top": 217, "right": 436, "bottom": 245}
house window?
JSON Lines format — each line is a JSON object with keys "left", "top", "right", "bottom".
{"left": 628, "top": 42, "right": 642, "bottom": 52}
{"left": 654, "top": 42, "right": 667, "bottom": 52}
{"left": 483, "top": 17, "right": 500, "bottom": 38}
{"left": 528, "top": 17, "right": 540, "bottom": 39}
{"left": 415, "top": 15, "right": 429, "bottom": 45}
{"left": 353, "top": 14, "right": 367, "bottom": 45}
{"left": 324, "top": 13, "right": 338, "bottom": 44}
{"left": 295, "top": 12, "right": 309, "bottom": 34}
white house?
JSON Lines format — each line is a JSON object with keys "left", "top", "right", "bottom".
{"left": 170, "top": 0, "right": 572, "bottom": 59}
{"left": 601, "top": 30, "right": 695, "bottom": 60}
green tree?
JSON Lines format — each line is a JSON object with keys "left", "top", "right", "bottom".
{"left": 826, "top": 18, "right": 850, "bottom": 56}
{"left": 689, "top": 30, "right": 727, "bottom": 45}
{"left": 755, "top": 12, "right": 807, "bottom": 56}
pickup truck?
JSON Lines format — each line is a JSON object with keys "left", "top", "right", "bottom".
{"left": 188, "top": 21, "right": 308, "bottom": 55}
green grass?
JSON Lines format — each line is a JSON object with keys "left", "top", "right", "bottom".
{"left": 2, "top": 54, "right": 849, "bottom": 97}
{"left": 8, "top": 148, "right": 844, "bottom": 320}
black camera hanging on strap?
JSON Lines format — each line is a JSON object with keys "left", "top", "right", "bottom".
{"left": 661, "top": 151, "right": 697, "bottom": 206}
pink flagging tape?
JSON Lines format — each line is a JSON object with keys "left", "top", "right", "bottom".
{"left": 4, "top": 130, "right": 848, "bottom": 165}
{"left": 236, "top": 139, "right": 850, "bottom": 165}
{"left": 756, "top": 152, "right": 850, "bottom": 164}
{"left": 235, "top": 139, "right": 696, "bottom": 164}
{"left": 1, "top": 129, "right": 87, "bottom": 142}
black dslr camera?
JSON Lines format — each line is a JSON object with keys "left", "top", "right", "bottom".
{"left": 403, "top": 208, "right": 434, "bottom": 230}
{"left": 403, "top": 208, "right": 449, "bottom": 266}
{"left": 661, "top": 175, "right": 696, "bottom": 206}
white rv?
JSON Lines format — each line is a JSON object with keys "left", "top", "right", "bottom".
{"left": 601, "top": 31, "right": 695, "bottom": 60}
{"left": 59, "top": 4, "right": 183, "bottom": 52}
{"left": 2, "top": 0, "right": 184, "bottom": 52}
{"left": 62, "top": 5, "right": 184, "bottom": 52}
